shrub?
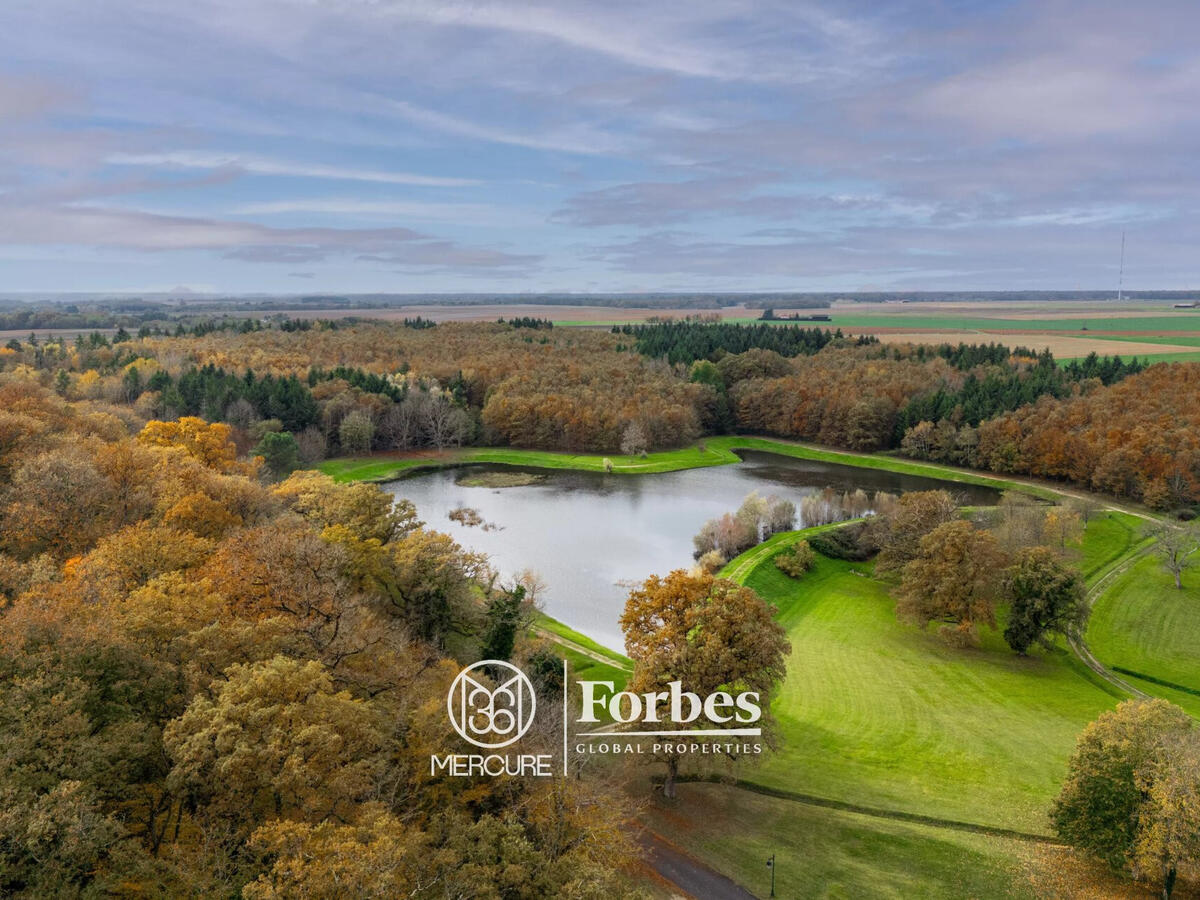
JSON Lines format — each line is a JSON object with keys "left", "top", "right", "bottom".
{"left": 808, "top": 521, "right": 874, "bottom": 561}
{"left": 696, "top": 550, "right": 727, "bottom": 574}
{"left": 774, "top": 540, "right": 815, "bottom": 578}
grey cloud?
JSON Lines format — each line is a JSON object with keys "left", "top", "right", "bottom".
{"left": 0, "top": 203, "right": 539, "bottom": 271}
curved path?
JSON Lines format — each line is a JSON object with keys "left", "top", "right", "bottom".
{"left": 1069, "top": 543, "right": 1155, "bottom": 700}
{"left": 639, "top": 832, "right": 755, "bottom": 900}
{"left": 531, "top": 626, "right": 631, "bottom": 672}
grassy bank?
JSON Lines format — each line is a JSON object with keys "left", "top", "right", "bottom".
{"left": 1087, "top": 554, "right": 1200, "bottom": 716}
{"left": 642, "top": 783, "right": 1043, "bottom": 899}
{"left": 531, "top": 613, "right": 632, "bottom": 688}
{"left": 716, "top": 523, "right": 1123, "bottom": 834}
{"left": 316, "top": 435, "right": 1060, "bottom": 499}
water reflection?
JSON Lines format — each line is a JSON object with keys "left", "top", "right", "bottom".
{"left": 386, "top": 450, "right": 999, "bottom": 651}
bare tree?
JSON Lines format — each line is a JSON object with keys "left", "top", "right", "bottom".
{"left": 1146, "top": 521, "right": 1200, "bottom": 589}
{"left": 420, "top": 395, "right": 472, "bottom": 449}
{"left": 224, "top": 397, "right": 258, "bottom": 431}
{"left": 379, "top": 397, "right": 421, "bottom": 450}
{"left": 619, "top": 421, "right": 648, "bottom": 457}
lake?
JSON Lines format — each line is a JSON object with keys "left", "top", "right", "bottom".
{"left": 386, "top": 450, "right": 999, "bottom": 651}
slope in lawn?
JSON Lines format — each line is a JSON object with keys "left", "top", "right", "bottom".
{"left": 1087, "top": 554, "right": 1200, "bottom": 716}
{"left": 1079, "top": 511, "right": 1146, "bottom": 584}
{"left": 736, "top": 546, "right": 1120, "bottom": 833}
{"left": 643, "top": 783, "right": 1039, "bottom": 900}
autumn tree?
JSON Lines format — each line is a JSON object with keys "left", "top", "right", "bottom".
{"left": 1053, "top": 700, "right": 1195, "bottom": 896}
{"left": 895, "top": 520, "right": 1006, "bottom": 640}
{"left": 338, "top": 409, "right": 375, "bottom": 454}
{"left": 1001, "top": 547, "right": 1087, "bottom": 654}
{"left": 619, "top": 570, "right": 790, "bottom": 799}
{"left": 138, "top": 416, "right": 245, "bottom": 473}
{"left": 774, "top": 540, "right": 815, "bottom": 578}
{"left": 274, "top": 470, "right": 418, "bottom": 544}
{"left": 164, "top": 656, "right": 387, "bottom": 836}
{"left": 1133, "top": 732, "right": 1200, "bottom": 899}
{"left": 869, "top": 489, "right": 959, "bottom": 573}
{"left": 1145, "top": 521, "right": 1200, "bottom": 590}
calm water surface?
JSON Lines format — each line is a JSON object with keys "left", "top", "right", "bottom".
{"left": 386, "top": 450, "right": 998, "bottom": 651}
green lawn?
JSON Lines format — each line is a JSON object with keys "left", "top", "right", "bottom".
{"left": 1087, "top": 554, "right": 1200, "bottom": 716}
{"left": 532, "top": 613, "right": 632, "bottom": 689}
{"left": 1079, "top": 511, "right": 1148, "bottom": 584}
{"left": 642, "top": 783, "right": 1041, "bottom": 900}
{"left": 722, "top": 532, "right": 1121, "bottom": 834}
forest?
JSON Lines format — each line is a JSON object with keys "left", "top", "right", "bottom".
{"left": 0, "top": 318, "right": 1194, "bottom": 510}
{"left": 0, "top": 378, "right": 639, "bottom": 896}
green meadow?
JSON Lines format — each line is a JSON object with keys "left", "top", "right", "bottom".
{"left": 1088, "top": 554, "right": 1200, "bottom": 716}
{"left": 722, "top": 531, "right": 1120, "bottom": 834}
{"left": 643, "top": 783, "right": 1043, "bottom": 900}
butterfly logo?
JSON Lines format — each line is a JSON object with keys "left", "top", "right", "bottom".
{"left": 447, "top": 660, "right": 537, "bottom": 749}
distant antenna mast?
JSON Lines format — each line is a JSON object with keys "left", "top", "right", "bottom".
{"left": 1117, "top": 230, "right": 1126, "bottom": 302}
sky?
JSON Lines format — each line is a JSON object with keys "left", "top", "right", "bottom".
{"left": 0, "top": 0, "right": 1197, "bottom": 294}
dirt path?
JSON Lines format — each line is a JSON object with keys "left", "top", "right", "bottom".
{"left": 639, "top": 832, "right": 757, "bottom": 900}
{"left": 1069, "top": 545, "right": 1155, "bottom": 700}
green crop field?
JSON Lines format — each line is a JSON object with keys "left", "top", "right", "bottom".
{"left": 721, "top": 530, "right": 1122, "bottom": 834}
{"left": 1087, "top": 554, "right": 1200, "bottom": 717}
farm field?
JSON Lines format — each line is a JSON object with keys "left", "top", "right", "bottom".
{"left": 867, "top": 331, "right": 1200, "bottom": 360}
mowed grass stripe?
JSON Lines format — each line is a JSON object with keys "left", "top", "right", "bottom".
{"left": 729, "top": 538, "right": 1121, "bottom": 834}
{"left": 1087, "top": 554, "right": 1200, "bottom": 717}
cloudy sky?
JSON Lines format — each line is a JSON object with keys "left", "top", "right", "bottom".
{"left": 0, "top": 0, "right": 1196, "bottom": 293}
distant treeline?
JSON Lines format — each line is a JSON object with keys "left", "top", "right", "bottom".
{"left": 614, "top": 321, "right": 875, "bottom": 365}
{"left": 895, "top": 351, "right": 1146, "bottom": 434}
{"left": 5, "top": 291, "right": 1200, "bottom": 329}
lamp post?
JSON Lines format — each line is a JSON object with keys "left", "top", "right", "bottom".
{"left": 766, "top": 853, "right": 775, "bottom": 897}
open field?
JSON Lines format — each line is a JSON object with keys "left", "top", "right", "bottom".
{"left": 643, "top": 782, "right": 1187, "bottom": 899}
{"left": 724, "top": 538, "right": 1120, "bottom": 833}
{"left": 868, "top": 331, "right": 1200, "bottom": 360}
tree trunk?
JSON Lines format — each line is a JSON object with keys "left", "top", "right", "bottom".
{"left": 1163, "top": 864, "right": 1176, "bottom": 900}
{"left": 1174, "top": 570, "right": 1182, "bottom": 590}
{"left": 663, "top": 756, "right": 679, "bottom": 801}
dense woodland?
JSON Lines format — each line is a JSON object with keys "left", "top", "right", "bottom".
{"left": 0, "top": 318, "right": 1195, "bottom": 509}
{"left": 0, "top": 380, "right": 638, "bottom": 896}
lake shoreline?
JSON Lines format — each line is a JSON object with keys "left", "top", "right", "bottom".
{"left": 316, "top": 435, "right": 1071, "bottom": 500}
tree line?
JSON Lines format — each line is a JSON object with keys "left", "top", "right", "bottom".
{"left": 0, "top": 320, "right": 1193, "bottom": 508}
